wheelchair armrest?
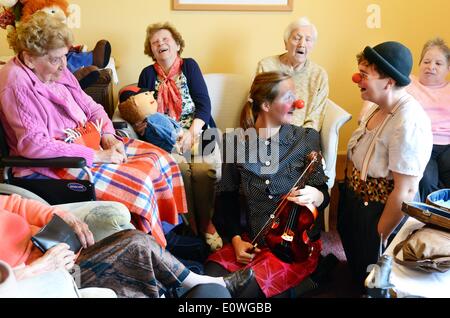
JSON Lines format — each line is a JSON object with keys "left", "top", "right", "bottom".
{"left": 113, "top": 121, "right": 128, "bottom": 129}
{"left": 1, "top": 156, "right": 87, "bottom": 168}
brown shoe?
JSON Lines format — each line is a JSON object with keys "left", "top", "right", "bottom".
{"left": 92, "top": 40, "right": 111, "bottom": 68}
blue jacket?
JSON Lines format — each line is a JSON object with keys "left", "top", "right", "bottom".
{"left": 138, "top": 58, "right": 216, "bottom": 130}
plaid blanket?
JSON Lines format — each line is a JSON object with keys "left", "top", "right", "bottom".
{"left": 54, "top": 138, "right": 187, "bottom": 247}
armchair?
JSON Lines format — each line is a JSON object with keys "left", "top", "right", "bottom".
{"left": 320, "top": 99, "right": 352, "bottom": 231}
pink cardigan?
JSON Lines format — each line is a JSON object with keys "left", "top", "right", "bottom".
{"left": 0, "top": 57, "right": 115, "bottom": 178}
{"left": 407, "top": 76, "right": 450, "bottom": 145}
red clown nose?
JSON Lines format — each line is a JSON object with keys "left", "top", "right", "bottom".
{"left": 294, "top": 99, "right": 305, "bottom": 109}
{"left": 352, "top": 73, "right": 362, "bottom": 83}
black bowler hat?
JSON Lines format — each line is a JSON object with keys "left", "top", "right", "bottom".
{"left": 363, "top": 41, "right": 413, "bottom": 86}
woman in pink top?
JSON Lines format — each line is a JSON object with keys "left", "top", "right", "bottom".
{"left": 407, "top": 38, "right": 450, "bottom": 201}
{"left": 0, "top": 194, "right": 253, "bottom": 298}
{"left": 0, "top": 12, "right": 187, "bottom": 248}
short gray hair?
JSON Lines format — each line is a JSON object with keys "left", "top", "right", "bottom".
{"left": 419, "top": 37, "right": 450, "bottom": 65}
{"left": 284, "top": 17, "right": 318, "bottom": 43}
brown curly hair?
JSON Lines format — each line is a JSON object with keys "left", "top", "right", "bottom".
{"left": 144, "top": 22, "right": 185, "bottom": 61}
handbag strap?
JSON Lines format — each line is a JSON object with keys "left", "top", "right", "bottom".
{"left": 393, "top": 228, "right": 450, "bottom": 272}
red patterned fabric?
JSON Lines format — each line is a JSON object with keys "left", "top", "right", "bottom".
{"left": 208, "top": 239, "right": 321, "bottom": 298}
{"left": 64, "top": 121, "right": 102, "bottom": 150}
{"left": 53, "top": 138, "right": 187, "bottom": 247}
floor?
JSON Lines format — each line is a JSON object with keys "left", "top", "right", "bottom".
{"left": 308, "top": 154, "right": 363, "bottom": 298}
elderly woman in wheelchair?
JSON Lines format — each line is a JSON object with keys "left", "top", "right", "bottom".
{"left": 0, "top": 12, "right": 187, "bottom": 249}
{"left": 0, "top": 193, "right": 254, "bottom": 298}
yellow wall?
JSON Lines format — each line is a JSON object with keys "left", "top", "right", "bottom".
{"left": 1, "top": 0, "right": 449, "bottom": 153}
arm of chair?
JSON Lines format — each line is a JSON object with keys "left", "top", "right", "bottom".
{"left": 0, "top": 260, "right": 117, "bottom": 298}
{"left": 113, "top": 121, "right": 128, "bottom": 130}
{"left": 320, "top": 99, "right": 352, "bottom": 189}
{"left": 1, "top": 156, "right": 86, "bottom": 168}
{"left": 54, "top": 201, "right": 135, "bottom": 242}
{"left": 0, "top": 183, "right": 49, "bottom": 204}
{"left": 112, "top": 109, "right": 139, "bottom": 139}
{"left": 0, "top": 260, "right": 80, "bottom": 298}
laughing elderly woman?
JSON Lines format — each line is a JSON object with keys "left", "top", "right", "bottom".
{"left": 137, "top": 22, "right": 222, "bottom": 251}
{"left": 257, "top": 17, "right": 329, "bottom": 131}
{"left": 0, "top": 12, "right": 187, "bottom": 249}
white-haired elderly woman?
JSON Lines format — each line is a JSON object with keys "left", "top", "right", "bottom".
{"left": 257, "top": 17, "right": 329, "bottom": 131}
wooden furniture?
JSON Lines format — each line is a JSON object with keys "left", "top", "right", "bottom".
{"left": 83, "top": 68, "right": 115, "bottom": 119}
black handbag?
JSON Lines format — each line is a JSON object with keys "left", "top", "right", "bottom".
{"left": 31, "top": 214, "right": 82, "bottom": 253}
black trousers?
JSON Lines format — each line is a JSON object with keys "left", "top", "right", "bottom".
{"left": 337, "top": 185, "right": 386, "bottom": 287}
{"left": 419, "top": 144, "right": 450, "bottom": 202}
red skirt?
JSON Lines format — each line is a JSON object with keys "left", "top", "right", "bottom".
{"left": 207, "top": 239, "right": 321, "bottom": 298}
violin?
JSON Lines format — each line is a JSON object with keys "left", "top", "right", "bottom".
{"left": 250, "top": 151, "right": 322, "bottom": 263}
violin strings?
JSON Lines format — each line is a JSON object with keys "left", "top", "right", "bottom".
{"left": 250, "top": 158, "right": 317, "bottom": 245}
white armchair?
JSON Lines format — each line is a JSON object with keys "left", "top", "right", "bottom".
{"left": 321, "top": 99, "right": 352, "bottom": 189}
{"left": 204, "top": 73, "right": 250, "bottom": 131}
{"left": 320, "top": 99, "right": 352, "bottom": 231}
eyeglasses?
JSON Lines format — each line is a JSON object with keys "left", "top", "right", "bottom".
{"left": 45, "top": 54, "right": 66, "bottom": 66}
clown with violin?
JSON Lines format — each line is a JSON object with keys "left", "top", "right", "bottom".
{"left": 206, "top": 71, "right": 331, "bottom": 298}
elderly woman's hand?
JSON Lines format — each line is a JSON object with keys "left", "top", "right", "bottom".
{"left": 14, "top": 243, "right": 76, "bottom": 280}
{"left": 177, "top": 130, "right": 195, "bottom": 154}
{"left": 94, "top": 148, "right": 127, "bottom": 164}
{"left": 101, "top": 134, "right": 126, "bottom": 156}
{"left": 58, "top": 213, "right": 95, "bottom": 249}
{"left": 287, "top": 185, "right": 324, "bottom": 207}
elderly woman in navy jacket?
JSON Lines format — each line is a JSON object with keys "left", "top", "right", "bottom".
{"left": 137, "top": 22, "right": 222, "bottom": 251}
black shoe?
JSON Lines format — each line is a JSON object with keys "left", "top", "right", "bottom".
{"left": 294, "top": 253, "right": 339, "bottom": 297}
{"left": 223, "top": 268, "right": 254, "bottom": 297}
{"left": 310, "top": 253, "right": 339, "bottom": 284}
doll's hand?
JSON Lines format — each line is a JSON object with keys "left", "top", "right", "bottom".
{"left": 132, "top": 121, "right": 147, "bottom": 136}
